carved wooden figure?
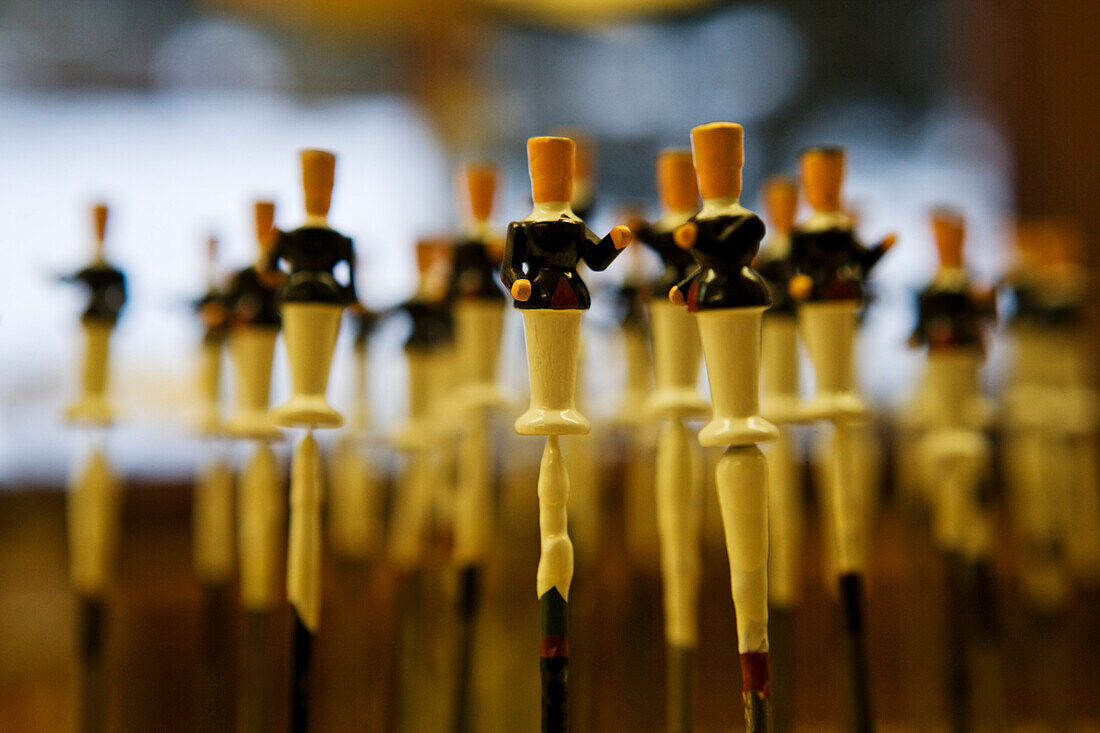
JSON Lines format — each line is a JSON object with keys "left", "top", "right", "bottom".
{"left": 225, "top": 201, "right": 286, "bottom": 733}
{"left": 189, "top": 233, "right": 238, "bottom": 731}
{"left": 64, "top": 203, "right": 127, "bottom": 426}
{"left": 449, "top": 162, "right": 507, "bottom": 733}
{"left": 62, "top": 203, "right": 127, "bottom": 733}
{"left": 1002, "top": 220, "right": 1099, "bottom": 727}
{"left": 910, "top": 209, "right": 1002, "bottom": 731}
{"left": 755, "top": 175, "right": 804, "bottom": 733}
{"left": 328, "top": 307, "right": 384, "bottom": 564}
{"left": 266, "top": 150, "right": 358, "bottom": 733}
{"left": 501, "top": 135, "right": 631, "bottom": 733}
{"left": 389, "top": 239, "right": 456, "bottom": 572}
{"left": 634, "top": 147, "right": 707, "bottom": 733}
{"left": 787, "top": 146, "right": 895, "bottom": 733}
{"left": 668, "top": 122, "right": 777, "bottom": 731}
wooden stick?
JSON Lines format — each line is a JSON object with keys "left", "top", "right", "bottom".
{"left": 537, "top": 436, "right": 572, "bottom": 733}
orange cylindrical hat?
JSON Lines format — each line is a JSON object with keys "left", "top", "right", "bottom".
{"left": 931, "top": 207, "right": 965, "bottom": 269}
{"left": 528, "top": 136, "right": 574, "bottom": 204}
{"left": 656, "top": 148, "right": 699, "bottom": 213}
{"left": 690, "top": 122, "right": 744, "bottom": 200}
{"left": 92, "top": 203, "right": 108, "bottom": 243}
{"left": 416, "top": 236, "right": 453, "bottom": 274}
{"left": 254, "top": 200, "right": 276, "bottom": 247}
{"left": 799, "top": 146, "right": 845, "bottom": 213}
{"left": 459, "top": 162, "right": 497, "bottom": 222}
{"left": 301, "top": 149, "right": 336, "bottom": 218}
{"left": 762, "top": 176, "right": 798, "bottom": 235}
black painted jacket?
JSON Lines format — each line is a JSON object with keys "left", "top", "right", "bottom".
{"left": 264, "top": 225, "right": 358, "bottom": 305}
{"left": 501, "top": 217, "right": 624, "bottom": 310}
{"left": 673, "top": 213, "right": 771, "bottom": 312}
{"left": 225, "top": 265, "right": 282, "bottom": 329}
{"left": 633, "top": 221, "right": 698, "bottom": 301}
{"left": 449, "top": 237, "right": 505, "bottom": 302}
{"left": 789, "top": 225, "right": 888, "bottom": 303}
{"left": 64, "top": 262, "right": 127, "bottom": 326}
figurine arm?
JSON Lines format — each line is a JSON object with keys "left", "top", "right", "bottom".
{"left": 857, "top": 233, "right": 897, "bottom": 274}
{"left": 581, "top": 225, "right": 632, "bottom": 271}
{"left": 668, "top": 268, "right": 697, "bottom": 306}
{"left": 501, "top": 222, "right": 531, "bottom": 301}
{"left": 340, "top": 236, "right": 359, "bottom": 304}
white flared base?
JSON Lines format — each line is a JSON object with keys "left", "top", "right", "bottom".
{"left": 515, "top": 407, "right": 589, "bottom": 436}
{"left": 64, "top": 396, "right": 115, "bottom": 426}
{"left": 226, "top": 410, "right": 282, "bottom": 441}
{"left": 699, "top": 415, "right": 779, "bottom": 447}
{"left": 646, "top": 389, "right": 709, "bottom": 420}
{"left": 762, "top": 394, "right": 805, "bottom": 425}
{"left": 800, "top": 392, "right": 869, "bottom": 422}
{"left": 270, "top": 395, "right": 343, "bottom": 429}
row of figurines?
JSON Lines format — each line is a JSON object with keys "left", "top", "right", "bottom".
{"left": 61, "top": 123, "right": 1091, "bottom": 443}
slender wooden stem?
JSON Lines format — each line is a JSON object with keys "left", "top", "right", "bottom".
{"left": 290, "top": 615, "right": 315, "bottom": 733}
{"left": 453, "top": 565, "right": 481, "bottom": 733}
{"left": 240, "top": 610, "right": 269, "bottom": 733}
{"left": 537, "top": 436, "right": 572, "bottom": 733}
{"left": 666, "top": 644, "right": 692, "bottom": 733}
{"left": 198, "top": 581, "right": 235, "bottom": 732}
{"left": 539, "top": 588, "right": 568, "bottom": 733}
{"left": 77, "top": 595, "right": 107, "bottom": 733}
{"left": 768, "top": 606, "right": 796, "bottom": 733}
{"left": 837, "top": 572, "right": 873, "bottom": 733}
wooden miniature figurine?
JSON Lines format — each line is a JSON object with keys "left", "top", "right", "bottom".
{"left": 910, "top": 209, "right": 1000, "bottom": 732}
{"left": 328, "top": 306, "right": 383, "bottom": 564}
{"left": 385, "top": 238, "right": 457, "bottom": 733}
{"left": 224, "top": 201, "right": 285, "bottom": 733}
{"left": 449, "top": 162, "right": 507, "bottom": 733}
{"left": 389, "top": 239, "right": 456, "bottom": 571}
{"left": 668, "top": 122, "right": 778, "bottom": 731}
{"left": 190, "top": 234, "right": 236, "bottom": 732}
{"left": 787, "top": 146, "right": 895, "bottom": 733}
{"left": 501, "top": 135, "right": 632, "bottom": 732}
{"left": 633, "top": 147, "right": 707, "bottom": 733}
{"left": 265, "top": 150, "right": 359, "bottom": 733}
{"left": 195, "top": 236, "right": 229, "bottom": 434}
{"left": 755, "top": 175, "right": 804, "bottom": 733}
{"left": 62, "top": 202, "right": 127, "bottom": 733}
{"left": 64, "top": 203, "right": 127, "bottom": 425}
{"left": 1003, "top": 220, "right": 1095, "bottom": 727}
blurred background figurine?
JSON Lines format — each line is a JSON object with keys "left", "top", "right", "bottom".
{"left": 61, "top": 203, "right": 127, "bottom": 733}
{"left": 448, "top": 161, "right": 507, "bottom": 733}
{"left": 788, "top": 145, "right": 895, "bottom": 733}
{"left": 909, "top": 208, "right": 1001, "bottom": 732}
{"left": 755, "top": 174, "right": 804, "bottom": 733}
{"left": 225, "top": 200, "right": 286, "bottom": 733}
{"left": 188, "top": 234, "right": 236, "bottom": 732}
{"left": 265, "top": 149, "right": 358, "bottom": 733}
{"left": 634, "top": 147, "right": 707, "bottom": 733}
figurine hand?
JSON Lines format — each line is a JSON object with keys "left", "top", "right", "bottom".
{"left": 511, "top": 279, "right": 532, "bottom": 302}
{"left": 880, "top": 233, "right": 898, "bottom": 251}
{"left": 673, "top": 223, "right": 697, "bottom": 250}
{"left": 788, "top": 274, "right": 813, "bottom": 300}
{"left": 668, "top": 286, "right": 686, "bottom": 306}
{"left": 610, "top": 225, "right": 632, "bottom": 250}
